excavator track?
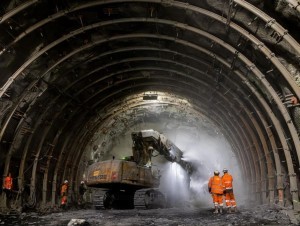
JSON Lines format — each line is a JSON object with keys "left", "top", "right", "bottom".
{"left": 133, "top": 189, "right": 148, "bottom": 209}
{"left": 93, "top": 189, "right": 135, "bottom": 209}
{"left": 92, "top": 189, "right": 106, "bottom": 209}
{"left": 134, "top": 188, "right": 166, "bottom": 209}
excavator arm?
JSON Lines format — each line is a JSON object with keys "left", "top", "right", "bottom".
{"left": 131, "top": 130, "right": 193, "bottom": 176}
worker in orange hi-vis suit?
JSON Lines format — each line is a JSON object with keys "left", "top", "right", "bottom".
{"left": 208, "top": 170, "right": 224, "bottom": 214}
{"left": 3, "top": 173, "right": 13, "bottom": 190}
{"left": 60, "top": 180, "right": 69, "bottom": 209}
{"left": 2, "top": 173, "right": 13, "bottom": 208}
{"left": 222, "top": 169, "right": 237, "bottom": 213}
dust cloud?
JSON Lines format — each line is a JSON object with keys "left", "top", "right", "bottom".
{"left": 166, "top": 129, "right": 247, "bottom": 208}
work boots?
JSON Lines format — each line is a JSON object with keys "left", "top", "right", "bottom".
{"left": 219, "top": 206, "right": 223, "bottom": 214}
{"left": 213, "top": 206, "right": 218, "bottom": 214}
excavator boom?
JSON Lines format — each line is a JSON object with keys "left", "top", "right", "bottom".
{"left": 131, "top": 130, "right": 193, "bottom": 175}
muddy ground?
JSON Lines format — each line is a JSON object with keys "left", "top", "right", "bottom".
{"left": 0, "top": 205, "right": 298, "bottom": 226}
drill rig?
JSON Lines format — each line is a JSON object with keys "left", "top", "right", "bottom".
{"left": 86, "top": 129, "right": 193, "bottom": 209}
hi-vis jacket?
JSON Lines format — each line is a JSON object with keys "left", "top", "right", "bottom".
{"left": 208, "top": 175, "right": 224, "bottom": 194}
{"left": 222, "top": 173, "right": 233, "bottom": 190}
{"left": 61, "top": 184, "right": 68, "bottom": 196}
{"left": 3, "top": 175, "right": 13, "bottom": 190}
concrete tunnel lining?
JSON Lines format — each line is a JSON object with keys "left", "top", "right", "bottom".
{"left": 0, "top": 0, "right": 299, "bottom": 215}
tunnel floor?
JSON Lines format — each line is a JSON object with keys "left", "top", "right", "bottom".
{"left": 0, "top": 205, "right": 296, "bottom": 226}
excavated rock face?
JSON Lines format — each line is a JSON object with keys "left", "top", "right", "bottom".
{"left": 0, "top": 0, "right": 299, "bottom": 213}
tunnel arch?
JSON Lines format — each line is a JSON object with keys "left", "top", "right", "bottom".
{"left": 0, "top": 0, "right": 299, "bottom": 211}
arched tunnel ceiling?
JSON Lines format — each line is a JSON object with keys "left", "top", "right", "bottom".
{"left": 0, "top": 0, "right": 300, "bottom": 210}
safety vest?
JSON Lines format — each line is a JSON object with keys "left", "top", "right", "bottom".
{"left": 208, "top": 175, "right": 224, "bottom": 194}
{"left": 61, "top": 184, "right": 68, "bottom": 196}
{"left": 222, "top": 173, "right": 233, "bottom": 189}
{"left": 4, "top": 176, "right": 12, "bottom": 190}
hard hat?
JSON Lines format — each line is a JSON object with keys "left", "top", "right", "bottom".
{"left": 64, "top": 180, "right": 68, "bottom": 183}
{"left": 81, "top": 181, "right": 84, "bottom": 184}
{"left": 214, "top": 170, "right": 220, "bottom": 175}
{"left": 223, "top": 168, "right": 228, "bottom": 173}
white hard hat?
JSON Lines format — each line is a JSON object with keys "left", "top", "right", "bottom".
{"left": 214, "top": 170, "right": 220, "bottom": 175}
{"left": 64, "top": 180, "right": 69, "bottom": 183}
{"left": 223, "top": 168, "right": 228, "bottom": 173}
{"left": 81, "top": 181, "right": 84, "bottom": 184}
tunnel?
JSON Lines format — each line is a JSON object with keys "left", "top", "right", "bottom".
{"left": 0, "top": 0, "right": 300, "bottom": 224}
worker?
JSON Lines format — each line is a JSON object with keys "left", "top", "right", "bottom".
{"left": 208, "top": 170, "right": 224, "bottom": 214}
{"left": 60, "top": 180, "right": 69, "bottom": 209}
{"left": 2, "top": 173, "right": 13, "bottom": 207}
{"left": 3, "top": 173, "right": 13, "bottom": 191}
{"left": 222, "top": 168, "right": 237, "bottom": 213}
{"left": 78, "top": 181, "right": 87, "bottom": 207}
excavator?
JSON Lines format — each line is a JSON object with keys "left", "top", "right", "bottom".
{"left": 86, "top": 129, "right": 193, "bottom": 209}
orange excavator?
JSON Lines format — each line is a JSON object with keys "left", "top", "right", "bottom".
{"left": 86, "top": 129, "right": 193, "bottom": 209}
